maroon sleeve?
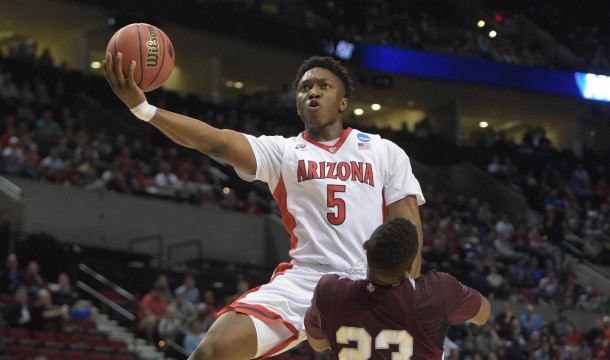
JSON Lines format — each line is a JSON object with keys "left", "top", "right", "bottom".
{"left": 437, "top": 272, "right": 482, "bottom": 324}
{"left": 304, "top": 274, "right": 340, "bottom": 340}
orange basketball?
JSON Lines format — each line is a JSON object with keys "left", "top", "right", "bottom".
{"left": 106, "top": 23, "right": 175, "bottom": 92}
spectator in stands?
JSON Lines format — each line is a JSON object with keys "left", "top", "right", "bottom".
{"left": 241, "top": 190, "right": 263, "bottom": 214}
{"left": 577, "top": 285, "right": 601, "bottom": 311}
{"left": 24, "top": 260, "right": 47, "bottom": 297}
{"left": 5, "top": 286, "right": 33, "bottom": 328}
{"left": 486, "top": 265, "right": 509, "bottom": 299}
{"left": 50, "top": 273, "right": 79, "bottom": 307}
{"left": 495, "top": 213, "right": 515, "bottom": 239}
{"left": 171, "top": 292, "right": 197, "bottom": 323}
{"left": 0, "top": 253, "right": 23, "bottom": 293}
{"left": 156, "top": 273, "right": 174, "bottom": 303}
{"left": 551, "top": 308, "right": 575, "bottom": 338}
{"left": 474, "top": 324, "right": 502, "bottom": 355}
{"left": 138, "top": 281, "right": 168, "bottom": 344}
{"left": 201, "top": 289, "right": 219, "bottom": 317}
{"left": 152, "top": 161, "right": 183, "bottom": 197}
{"left": 35, "top": 108, "right": 62, "bottom": 139}
{"left": 157, "top": 304, "right": 181, "bottom": 342}
{"left": 40, "top": 147, "right": 68, "bottom": 181}
{"left": 562, "top": 324, "right": 582, "bottom": 355}
{"left": 184, "top": 317, "right": 206, "bottom": 354}
{"left": 224, "top": 277, "right": 250, "bottom": 305}
{"left": 174, "top": 274, "right": 200, "bottom": 305}
{"left": 30, "top": 288, "right": 69, "bottom": 332}
{"left": 519, "top": 304, "right": 543, "bottom": 340}
{"left": 1, "top": 136, "right": 24, "bottom": 175}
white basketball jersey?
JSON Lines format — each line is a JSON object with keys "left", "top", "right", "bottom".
{"left": 238, "top": 127, "right": 425, "bottom": 271}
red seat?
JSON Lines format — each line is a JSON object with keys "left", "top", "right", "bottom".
{"left": 40, "top": 348, "right": 63, "bottom": 360}
{"left": 59, "top": 332, "right": 81, "bottom": 345}
{"left": 107, "top": 339, "right": 128, "bottom": 349}
{"left": 7, "top": 345, "right": 36, "bottom": 359}
{"left": 65, "top": 350, "right": 87, "bottom": 360}
{"left": 113, "top": 355, "right": 137, "bottom": 360}
{"left": 33, "top": 330, "right": 58, "bottom": 343}
{"left": 83, "top": 334, "right": 107, "bottom": 347}
{"left": 0, "top": 293, "right": 16, "bottom": 305}
{"left": 89, "top": 353, "right": 112, "bottom": 360}
{"left": 72, "top": 318, "right": 97, "bottom": 330}
{"left": 7, "top": 327, "right": 31, "bottom": 340}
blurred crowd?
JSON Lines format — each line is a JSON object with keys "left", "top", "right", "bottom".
{"left": 1, "top": 6, "right": 610, "bottom": 358}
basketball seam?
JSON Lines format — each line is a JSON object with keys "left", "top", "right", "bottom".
{"left": 142, "top": 27, "right": 166, "bottom": 92}
{"left": 137, "top": 23, "right": 143, "bottom": 86}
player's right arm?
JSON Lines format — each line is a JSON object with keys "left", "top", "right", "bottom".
{"left": 437, "top": 271, "right": 491, "bottom": 326}
{"left": 468, "top": 294, "right": 491, "bottom": 325}
{"left": 103, "top": 52, "right": 256, "bottom": 175}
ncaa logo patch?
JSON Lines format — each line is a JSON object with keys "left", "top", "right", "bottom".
{"left": 357, "top": 133, "right": 371, "bottom": 142}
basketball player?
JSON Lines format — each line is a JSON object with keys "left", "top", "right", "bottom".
{"left": 104, "top": 53, "right": 425, "bottom": 359}
{"left": 305, "top": 217, "right": 491, "bottom": 359}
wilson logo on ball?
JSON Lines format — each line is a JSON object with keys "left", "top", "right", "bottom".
{"left": 106, "top": 22, "right": 175, "bottom": 92}
{"left": 145, "top": 26, "right": 159, "bottom": 68}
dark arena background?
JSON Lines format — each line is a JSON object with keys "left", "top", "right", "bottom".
{"left": 0, "top": 0, "right": 609, "bottom": 359}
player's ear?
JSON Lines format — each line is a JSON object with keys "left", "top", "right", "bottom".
{"left": 362, "top": 240, "right": 369, "bottom": 250}
{"left": 339, "top": 98, "right": 348, "bottom": 113}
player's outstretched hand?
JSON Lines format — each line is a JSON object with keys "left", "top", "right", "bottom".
{"left": 103, "top": 51, "right": 146, "bottom": 109}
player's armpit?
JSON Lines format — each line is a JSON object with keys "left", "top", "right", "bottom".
{"left": 469, "top": 293, "right": 491, "bottom": 325}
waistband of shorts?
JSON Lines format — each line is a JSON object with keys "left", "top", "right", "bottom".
{"left": 289, "top": 260, "right": 342, "bottom": 273}
{"left": 289, "top": 260, "right": 368, "bottom": 276}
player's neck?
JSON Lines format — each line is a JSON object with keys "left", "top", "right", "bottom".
{"left": 368, "top": 273, "right": 406, "bottom": 286}
{"left": 305, "top": 121, "right": 344, "bottom": 142}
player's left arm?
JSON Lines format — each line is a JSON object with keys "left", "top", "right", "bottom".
{"left": 305, "top": 275, "right": 338, "bottom": 352}
{"left": 387, "top": 195, "right": 423, "bottom": 277}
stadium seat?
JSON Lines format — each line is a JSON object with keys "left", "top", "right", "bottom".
{"left": 33, "top": 330, "right": 57, "bottom": 343}
{"left": 39, "top": 348, "right": 63, "bottom": 360}
{"left": 83, "top": 334, "right": 107, "bottom": 347}
{"left": 89, "top": 353, "right": 112, "bottom": 360}
{"left": 7, "top": 346, "right": 36, "bottom": 359}
{"left": 113, "top": 354, "right": 138, "bottom": 360}
{"left": 64, "top": 350, "right": 87, "bottom": 360}
{"left": 7, "top": 327, "right": 31, "bottom": 340}
{"left": 73, "top": 318, "right": 98, "bottom": 331}
{"left": 107, "top": 339, "right": 128, "bottom": 349}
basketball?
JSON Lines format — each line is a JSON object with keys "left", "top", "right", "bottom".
{"left": 106, "top": 23, "right": 175, "bottom": 92}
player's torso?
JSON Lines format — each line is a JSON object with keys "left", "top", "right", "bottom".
{"left": 327, "top": 279, "right": 443, "bottom": 360}
{"left": 277, "top": 129, "right": 387, "bottom": 270}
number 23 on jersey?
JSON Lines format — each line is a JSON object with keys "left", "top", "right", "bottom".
{"left": 336, "top": 326, "right": 414, "bottom": 360}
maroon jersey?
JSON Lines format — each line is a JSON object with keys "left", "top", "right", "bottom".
{"left": 305, "top": 270, "right": 481, "bottom": 360}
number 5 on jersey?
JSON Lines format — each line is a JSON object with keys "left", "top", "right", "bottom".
{"left": 327, "top": 185, "right": 346, "bottom": 225}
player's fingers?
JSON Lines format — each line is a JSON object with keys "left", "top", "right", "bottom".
{"left": 114, "top": 52, "right": 126, "bottom": 86}
{"left": 126, "top": 60, "right": 137, "bottom": 86}
{"left": 103, "top": 52, "right": 117, "bottom": 87}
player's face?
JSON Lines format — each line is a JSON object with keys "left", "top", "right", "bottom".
{"left": 296, "top": 67, "right": 348, "bottom": 131}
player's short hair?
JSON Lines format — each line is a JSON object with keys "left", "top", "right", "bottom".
{"left": 366, "top": 217, "right": 418, "bottom": 277}
{"left": 293, "top": 56, "right": 354, "bottom": 101}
